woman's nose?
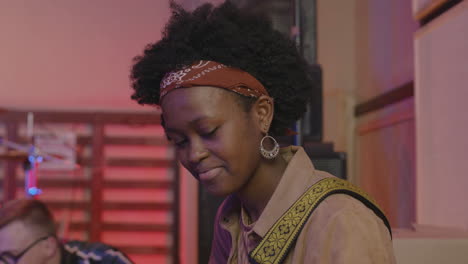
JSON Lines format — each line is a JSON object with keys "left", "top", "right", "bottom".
{"left": 188, "top": 138, "right": 209, "bottom": 164}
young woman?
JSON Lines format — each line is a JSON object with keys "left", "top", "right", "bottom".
{"left": 130, "top": 1, "right": 395, "bottom": 263}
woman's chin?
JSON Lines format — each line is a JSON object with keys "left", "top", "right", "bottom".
{"left": 204, "top": 185, "right": 231, "bottom": 197}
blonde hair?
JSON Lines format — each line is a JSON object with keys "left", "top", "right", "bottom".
{"left": 0, "top": 199, "right": 56, "bottom": 235}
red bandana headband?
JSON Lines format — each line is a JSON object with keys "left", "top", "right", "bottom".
{"left": 159, "top": 60, "right": 270, "bottom": 100}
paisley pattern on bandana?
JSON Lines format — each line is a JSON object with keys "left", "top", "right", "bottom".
{"left": 160, "top": 60, "right": 269, "bottom": 100}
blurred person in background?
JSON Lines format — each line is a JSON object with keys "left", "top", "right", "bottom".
{"left": 0, "top": 199, "right": 133, "bottom": 264}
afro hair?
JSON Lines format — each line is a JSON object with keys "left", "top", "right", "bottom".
{"left": 130, "top": 0, "right": 320, "bottom": 136}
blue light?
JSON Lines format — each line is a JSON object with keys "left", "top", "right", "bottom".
{"left": 28, "top": 155, "right": 35, "bottom": 163}
{"left": 37, "top": 156, "right": 44, "bottom": 163}
{"left": 28, "top": 187, "right": 42, "bottom": 196}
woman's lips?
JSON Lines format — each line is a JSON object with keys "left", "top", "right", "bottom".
{"left": 199, "top": 167, "right": 222, "bottom": 182}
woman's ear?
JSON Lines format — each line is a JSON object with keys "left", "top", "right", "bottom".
{"left": 252, "top": 95, "right": 274, "bottom": 134}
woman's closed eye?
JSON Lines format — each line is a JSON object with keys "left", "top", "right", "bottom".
{"left": 174, "top": 139, "right": 188, "bottom": 147}
{"left": 168, "top": 135, "right": 188, "bottom": 148}
{"left": 200, "top": 127, "right": 218, "bottom": 138}
{"left": 170, "top": 126, "right": 219, "bottom": 148}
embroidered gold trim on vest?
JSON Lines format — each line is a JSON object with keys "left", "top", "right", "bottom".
{"left": 249, "top": 177, "right": 391, "bottom": 264}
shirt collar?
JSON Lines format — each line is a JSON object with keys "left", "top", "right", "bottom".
{"left": 252, "top": 146, "right": 318, "bottom": 237}
{"left": 219, "top": 146, "right": 321, "bottom": 237}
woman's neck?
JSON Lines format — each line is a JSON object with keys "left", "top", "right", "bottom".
{"left": 236, "top": 154, "right": 288, "bottom": 222}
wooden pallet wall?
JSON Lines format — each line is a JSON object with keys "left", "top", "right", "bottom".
{"left": 0, "top": 110, "right": 178, "bottom": 264}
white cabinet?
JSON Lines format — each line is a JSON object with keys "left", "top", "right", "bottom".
{"left": 414, "top": 1, "right": 468, "bottom": 229}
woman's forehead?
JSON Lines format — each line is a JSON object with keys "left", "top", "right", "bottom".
{"left": 161, "top": 86, "right": 246, "bottom": 125}
{"left": 161, "top": 86, "right": 239, "bottom": 112}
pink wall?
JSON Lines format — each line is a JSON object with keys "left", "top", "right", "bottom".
{"left": 347, "top": 0, "right": 418, "bottom": 228}
{"left": 0, "top": 0, "right": 170, "bottom": 111}
{"left": 0, "top": 1, "right": 201, "bottom": 264}
{"left": 355, "top": 0, "right": 418, "bottom": 103}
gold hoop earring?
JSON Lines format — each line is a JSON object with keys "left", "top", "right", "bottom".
{"left": 260, "top": 134, "right": 279, "bottom": 159}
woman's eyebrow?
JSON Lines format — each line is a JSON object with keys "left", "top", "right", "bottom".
{"left": 189, "top": 116, "right": 210, "bottom": 125}
{"left": 164, "top": 114, "right": 219, "bottom": 138}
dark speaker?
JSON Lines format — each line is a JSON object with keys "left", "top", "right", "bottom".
{"left": 303, "top": 142, "right": 347, "bottom": 180}
{"left": 198, "top": 186, "right": 225, "bottom": 264}
{"left": 310, "top": 153, "right": 347, "bottom": 180}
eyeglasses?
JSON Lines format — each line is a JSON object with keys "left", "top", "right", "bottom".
{"left": 0, "top": 236, "right": 50, "bottom": 264}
